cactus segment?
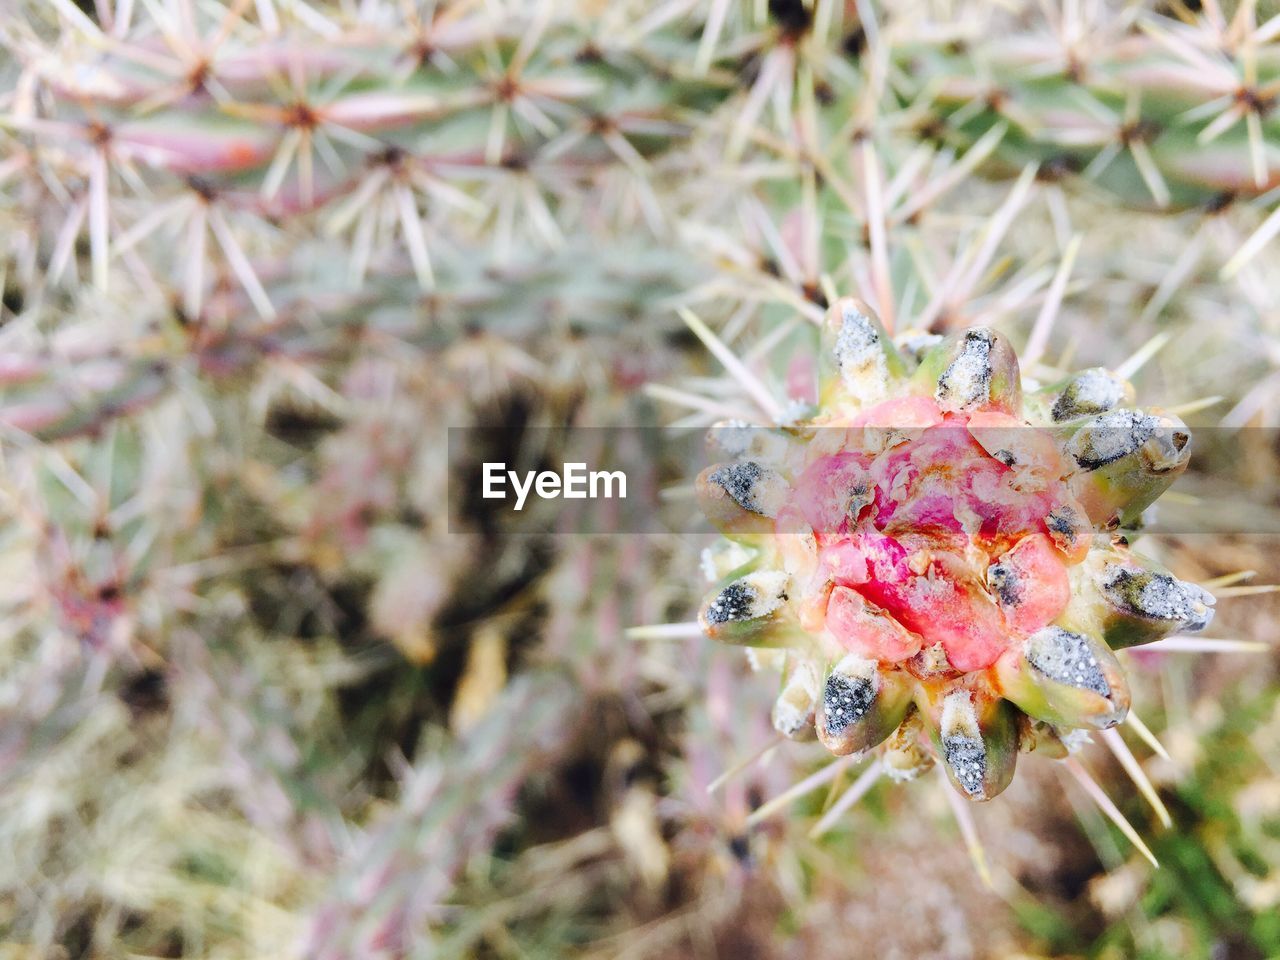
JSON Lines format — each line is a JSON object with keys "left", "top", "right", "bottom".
{"left": 1089, "top": 561, "right": 1216, "bottom": 649}
{"left": 697, "top": 461, "right": 790, "bottom": 538}
{"left": 914, "top": 328, "right": 1022, "bottom": 414}
{"left": 1065, "top": 411, "right": 1192, "bottom": 527}
{"left": 698, "top": 568, "right": 800, "bottom": 648}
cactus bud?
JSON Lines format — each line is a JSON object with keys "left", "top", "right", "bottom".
{"left": 996, "top": 626, "right": 1130, "bottom": 729}
{"left": 772, "top": 662, "right": 820, "bottom": 740}
{"left": 915, "top": 328, "right": 1022, "bottom": 414}
{"left": 696, "top": 461, "right": 789, "bottom": 538}
{"left": 699, "top": 568, "right": 802, "bottom": 648}
{"left": 706, "top": 421, "right": 795, "bottom": 463}
{"left": 1086, "top": 560, "right": 1216, "bottom": 648}
{"left": 1048, "top": 368, "right": 1134, "bottom": 423}
{"left": 1065, "top": 410, "right": 1192, "bottom": 527}
{"left": 881, "top": 707, "right": 936, "bottom": 781}
{"left": 815, "top": 656, "right": 913, "bottom": 755}
{"left": 820, "top": 298, "right": 906, "bottom": 406}
{"left": 693, "top": 289, "right": 1213, "bottom": 804}
{"left": 929, "top": 690, "right": 1019, "bottom": 801}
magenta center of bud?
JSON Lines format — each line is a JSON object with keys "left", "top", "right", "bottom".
{"left": 781, "top": 398, "right": 1080, "bottom": 672}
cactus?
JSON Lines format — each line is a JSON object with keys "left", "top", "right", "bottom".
{"left": 899, "top": 10, "right": 1280, "bottom": 210}
{"left": 696, "top": 297, "right": 1214, "bottom": 804}
{"left": 0, "top": 0, "right": 1277, "bottom": 955}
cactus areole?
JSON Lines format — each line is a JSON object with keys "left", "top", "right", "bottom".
{"left": 696, "top": 299, "right": 1214, "bottom": 801}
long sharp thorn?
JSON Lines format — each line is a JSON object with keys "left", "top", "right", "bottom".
{"left": 298, "top": 129, "right": 314, "bottom": 208}
{"left": 114, "top": 0, "right": 136, "bottom": 36}
{"left": 1125, "top": 709, "right": 1172, "bottom": 762}
{"left": 1213, "top": 584, "right": 1280, "bottom": 598}
{"left": 625, "top": 622, "right": 703, "bottom": 640}
{"left": 1257, "top": 12, "right": 1280, "bottom": 42}
{"left": 1065, "top": 757, "right": 1158, "bottom": 868}
{"left": 859, "top": 139, "right": 894, "bottom": 333}
{"left": 262, "top": 128, "right": 301, "bottom": 200}
{"left": 959, "top": 164, "right": 1037, "bottom": 299}
{"left": 208, "top": 208, "right": 276, "bottom": 320}
{"left": 1130, "top": 140, "right": 1171, "bottom": 208}
{"left": 50, "top": 200, "right": 88, "bottom": 287}
{"left": 707, "top": 734, "right": 786, "bottom": 795}
{"left": 1024, "top": 233, "right": 1082, "bottom": 367}
{"left": 678, "top": 308, "right": 783, "bottom": 421}
{"left": 643, "top": 383, "right": 759, "bottom": 421}
{"left": 1201, "top": 570, "right": 1257, "bottom": 590}
{"left": 939, "top": 765, "right": 994, "bottom": 889}
{"left": 695, "top": 0, "right": 731, "bottom": 75}
{"left": 183, "top": 204, "right": 208, "bottom": 320}
{"left": 1247, "top": 96, "right": 1267, "bottom": 192}
{"left": 1161, "top": 395, "right": 1225, "bottom": 417}
{"left": 1114, "top": 330, "right": 1171, "bottom": 380}
{"left": 1102, "top": 728, "right": 1172, "bottom": 828}
{"left": 50, "top": 0, "right": 104, "bottom": 36}
{"left": 745, "top": 754, "right": 859, "bottom": 826}
{"left": 1139, "top": 223, "right": 1205, "bottom": 326}
{"left": 89, "top": 151, "right": 110, "bottom": 292}
{"left": 395, "top": 183, "right": 434, "bottom": 291}
{"left": 1133, "top": 637, "right": 1268, "bottom": 653}
{"left": 1222, "top": 203, "right": 1280, "bottom": 279}
{"left": 895, "top": 122, "right": 1008, "bottom": 223}
{"left": 810, "top": 759, "right": 883, "bottom": 838}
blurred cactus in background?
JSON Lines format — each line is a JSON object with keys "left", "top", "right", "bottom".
{"left": 1, "top": 0, "right": 1279, "bottom": 957}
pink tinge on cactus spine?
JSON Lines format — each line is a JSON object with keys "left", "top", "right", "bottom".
{"left": 324, "top": 92, "right": 452, "bottom": 130}
{"left": 115, "top": 124, "right": 277, "bottom": 174}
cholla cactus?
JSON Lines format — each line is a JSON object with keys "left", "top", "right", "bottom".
{"left": 4, "top": 0, "right": 1279, "bottom": 953}
{"left": 696, "top": 297, "right": 1214, "bottom": 803}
